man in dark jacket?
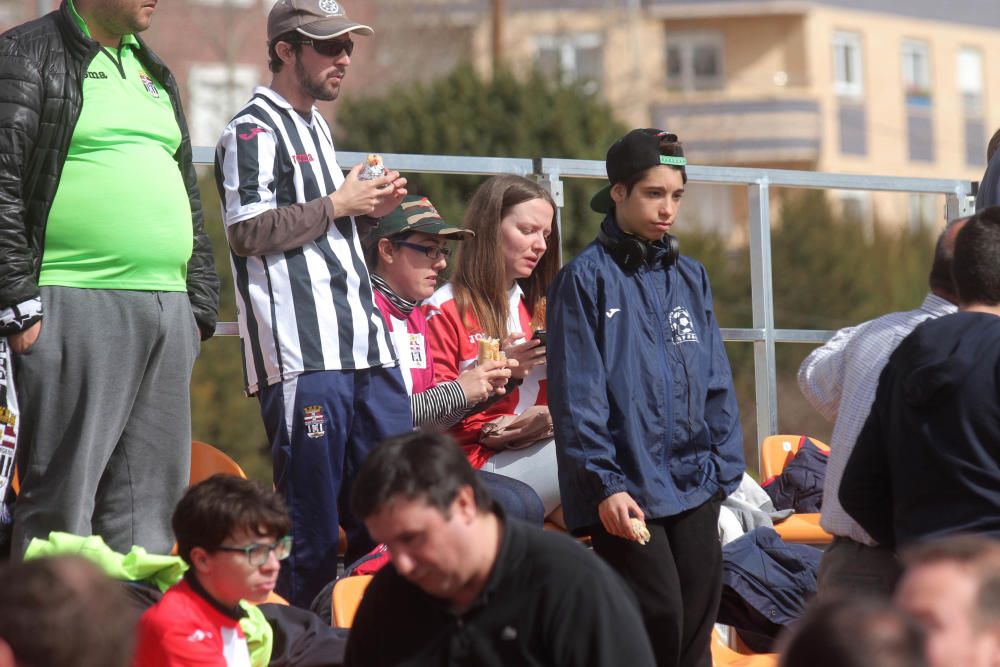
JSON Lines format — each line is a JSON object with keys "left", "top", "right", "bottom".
{"left": 547, "top": 128, "right": 745, "bottom": 667}
{"left": 840, "top": 206, "right": 1000, "bottom": 550}
{"left": 0, "top": 0, "right": 220, "bottom": 556}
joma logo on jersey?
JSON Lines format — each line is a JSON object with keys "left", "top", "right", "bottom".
{"left": 293, "top": 153, "right": 315, "bottom": 163}
{"left": 303, "top": 405, "right": 326, "bottom": 439}
{"left": 84, "top": 71, "right": 108, "bottom": 79}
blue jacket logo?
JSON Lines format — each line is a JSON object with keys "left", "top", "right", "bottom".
{"left": 669, "top": 306, "right": 699, "bottom": 343}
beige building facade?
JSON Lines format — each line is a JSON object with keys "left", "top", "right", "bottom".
{"left": 4, "top": 0, "right": 995, "bottom": 232}
{"left": 433, "top": 0, "right": 1000, "bottom": 234}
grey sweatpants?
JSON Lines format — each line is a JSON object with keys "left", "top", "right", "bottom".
{"left": 12, "top": 286, "right": 199, "bottom": 556}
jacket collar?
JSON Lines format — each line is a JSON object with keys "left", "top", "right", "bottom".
{"left": 600, "top": 214, "right": 673, "bottom": 270}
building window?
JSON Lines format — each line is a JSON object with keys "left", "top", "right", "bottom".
{"left": 832, "top": 31, "right": 863, "bottom": 97}
{"left": 534, "top": 33, "right": 603, "bottom": 95}
{"left": 188, "top": 64, "right": 260, "bottom": 147}
{"left": 665, "top": 31, "right": 724, "bottom": 92}
{"left": 901, "top": 39, "right": 931, "bottom": 106}
{"left": 957, "top": 47, "right": 984, "bottom": 116}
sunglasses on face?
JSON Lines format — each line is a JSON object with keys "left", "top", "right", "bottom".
{"left": 394, "top": 240, "right": 451, "bottom": 260}
{"left": 298, "top": 38, "right": 354, "bottom": 58}
{"left": 216, "top": 535, "right": 293, "bottom": 567}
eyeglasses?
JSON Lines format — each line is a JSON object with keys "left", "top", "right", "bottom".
{"left": 216, "top": 536, "right": 292, "bottom": 567}
{"left": 298, "top": 38, "right": 354, "bottom": 58}
{"left": 394, "top": 240, "right": 451, "bottom": 260}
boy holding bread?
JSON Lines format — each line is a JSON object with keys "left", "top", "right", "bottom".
{"left": 547, "top": 129, "right": 745, "bottom": 667}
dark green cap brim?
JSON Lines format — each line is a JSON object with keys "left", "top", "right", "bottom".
{"left": 590, "top": 184, "right": 613, "bottom": 214}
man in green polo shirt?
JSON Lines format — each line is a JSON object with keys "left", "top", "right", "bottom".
{"left": 0, "top": 0, "right": 220, "bottom": 556}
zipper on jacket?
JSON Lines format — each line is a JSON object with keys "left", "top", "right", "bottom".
{"left": 643, "top": 264, "right": 676, "bottom": 461}
{"left": 100, "top": 46, "right": 127, "bottom": 79}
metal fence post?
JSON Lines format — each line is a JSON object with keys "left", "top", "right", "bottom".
{"left": 533, "top": 159, "right": 565, "bottom": 265}
{"left": 748, "top": 179, "right": 778, "bottom": 460}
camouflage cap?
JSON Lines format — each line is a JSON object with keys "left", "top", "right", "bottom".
{"left": 370, "top": 195, "right": 474, "bottom": 241}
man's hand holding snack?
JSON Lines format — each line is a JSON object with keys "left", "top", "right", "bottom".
{"left": 330, "top": 157, "right": 407, "bottom": 219}
{"left": 599, "top": 492, "right": 650, "bottom": 544}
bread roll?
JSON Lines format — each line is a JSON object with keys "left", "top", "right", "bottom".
{"left": 630, "top": 518, "right": 651, "bottom": 545}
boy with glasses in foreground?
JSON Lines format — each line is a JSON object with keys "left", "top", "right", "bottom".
{"left": 134, "top": 475, "right": 291, "bottom": 667}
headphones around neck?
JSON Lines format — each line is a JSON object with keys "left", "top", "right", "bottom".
{"left": 597, "top": 227, "right": 679, "bottom": 271}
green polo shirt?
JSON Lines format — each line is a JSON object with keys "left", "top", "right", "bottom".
{"left": 40, "top": 0, "right": 191, "bottom": 291}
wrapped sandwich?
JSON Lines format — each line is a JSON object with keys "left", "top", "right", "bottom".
{"left": 358, "top": 153, "right": 386, "bottom": 181}
{"left": 530, "top": 297, "right": 547, "bottom": 332}
{"left": 477, "top": 337, "right": 504, "bottom": 364}
{"left": 629, "top": 518, "right": 651, "bottom": 546}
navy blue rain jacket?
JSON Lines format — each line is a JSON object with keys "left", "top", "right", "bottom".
{"left": 547, "top": 217, "right": 745, "bottom": 534}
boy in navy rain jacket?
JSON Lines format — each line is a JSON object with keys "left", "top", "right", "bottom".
{"left": 548, "top": 129, "right": 745, "bottom": 667}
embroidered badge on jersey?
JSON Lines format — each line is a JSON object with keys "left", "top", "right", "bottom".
{"left": 408, "top": 333, "right": 426, "bottom": 368}
{"left": 669, "top": 306, "right": 699, "bottom": 343}
{"left": 138, "top": 72, "right": 160, "bottom": 98}
{"left": 303, "top": 405, "right": 327, "bottom": 439}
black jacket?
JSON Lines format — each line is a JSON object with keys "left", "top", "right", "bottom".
{"left": 0, "top": 2, "right": 219, "bottom": 338}
{"left": 840, "top": 311, "right": 1000, "bottom": 549}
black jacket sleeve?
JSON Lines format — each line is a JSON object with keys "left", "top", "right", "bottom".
{"left": 172, "top": 98, "right": 220, "bottom": 340}
{"left": 839, "top": 365, "right": 896, "bottom": 549}
{"left": 0, "top": 42, "right": 42, "bottom": 315}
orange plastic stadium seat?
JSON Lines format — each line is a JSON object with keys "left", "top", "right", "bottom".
{"left": 711, "top": 629, "right": 778, "bottom": 666}
{"left": 759, "top": 435, "right": 830, "bottom": 480}
{"left": 190, "top": 440, "right": 248, "bottom": 483}
{"left": 760, "top": 435, "right": 833, "bottom": 546}
{"left": 331, "top": 574, "right": 373, "bottom": 628}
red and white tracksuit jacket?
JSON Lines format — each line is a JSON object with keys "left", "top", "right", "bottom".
{"left": 423, "top": 283, "right": 547, "bottom": 468}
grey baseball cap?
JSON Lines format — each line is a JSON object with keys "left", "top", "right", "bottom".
{"left": 268, "top": 0, "right": 374, "bottom": 43}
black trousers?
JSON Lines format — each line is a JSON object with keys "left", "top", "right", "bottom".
{"left": 591, "top": 495, "right": 723, "bottom": 667}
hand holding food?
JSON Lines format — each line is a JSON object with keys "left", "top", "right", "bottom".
{"left": 329, "top": 163, "right": 403, "bottom": 218}
{"left": 358, "top": 153, "right": 386, "bottom": 181}
{"left": 598, "top": 492, "right": 647, "bottom": 542}
{"left": 629, "top": 518, "right": 651, "bottom": 546}
{"left": 477, "top": 337, "right": 505, "bottom": 364}
{"left": 457, "top": 359, "right": 510, "bottom": 404}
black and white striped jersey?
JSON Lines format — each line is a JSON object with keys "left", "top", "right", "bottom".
{"left": 215, "top": 86, "right": 396, "bottom": 395}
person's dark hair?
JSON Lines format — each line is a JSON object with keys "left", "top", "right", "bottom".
{"left": 352, "top": 431, "right": 492, "bottom": 520}
{"left": 173, "top": 474, "right": 291, "bottom": 565}
{"left": 988, "top": 127, "right": 1000, "bottom": 164}
{"left": 450, "top": 175, "right": 559, "bottom": 339}
{"left": 777, "top": 597, "right": 928, "bottom": 667}
{"left": 362, "top": 231, "right": 415, "bottom": 272}
{"left": 901, "top": 534, "right": 1000, "bottom": 630}
{"left": 0, "top": 556, "right": 137, "bottom": 667}
{"left": 952, "top": 206, "right": 1000, "bottom": 307}
{"left": 268, "top": 30, "right": 303, "bottom": 73}
{"left": 927, "top": 216, "right": 966, "bottom": 299}
{"left": 622, "top": 137, "right": 688, "bottom": 196}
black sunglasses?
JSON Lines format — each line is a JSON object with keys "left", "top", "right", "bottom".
{"left": 298, "top": 38, "right": 354, "bottom": 58}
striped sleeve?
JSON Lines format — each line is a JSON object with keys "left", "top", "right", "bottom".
{"left": 216, "top": 115, "right": 280, "bottom": 226}
{"left": 411, "top": 380, "right": 469, "bottom": 430}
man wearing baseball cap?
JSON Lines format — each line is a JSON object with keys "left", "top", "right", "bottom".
{"left": 214, "top": 0, "right": 412, "bottom": 607}
{"left": 548, "top": 129, "right": 745, "bottom": 666}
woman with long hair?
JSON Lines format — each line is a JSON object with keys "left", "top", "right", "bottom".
{"left": 424, "top": 174, "right": 562, "bottom": 521}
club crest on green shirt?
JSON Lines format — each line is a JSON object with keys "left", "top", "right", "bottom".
{"left": 138, "top": 72, "right": 160, "bottom": 98}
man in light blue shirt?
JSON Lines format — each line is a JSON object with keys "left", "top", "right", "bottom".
{"left": 798, "top": 217, "right": 965, "bottom": 598}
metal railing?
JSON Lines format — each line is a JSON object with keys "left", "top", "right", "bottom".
{"left": 192, "top": 146, "right": 976, "bottom": 449}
